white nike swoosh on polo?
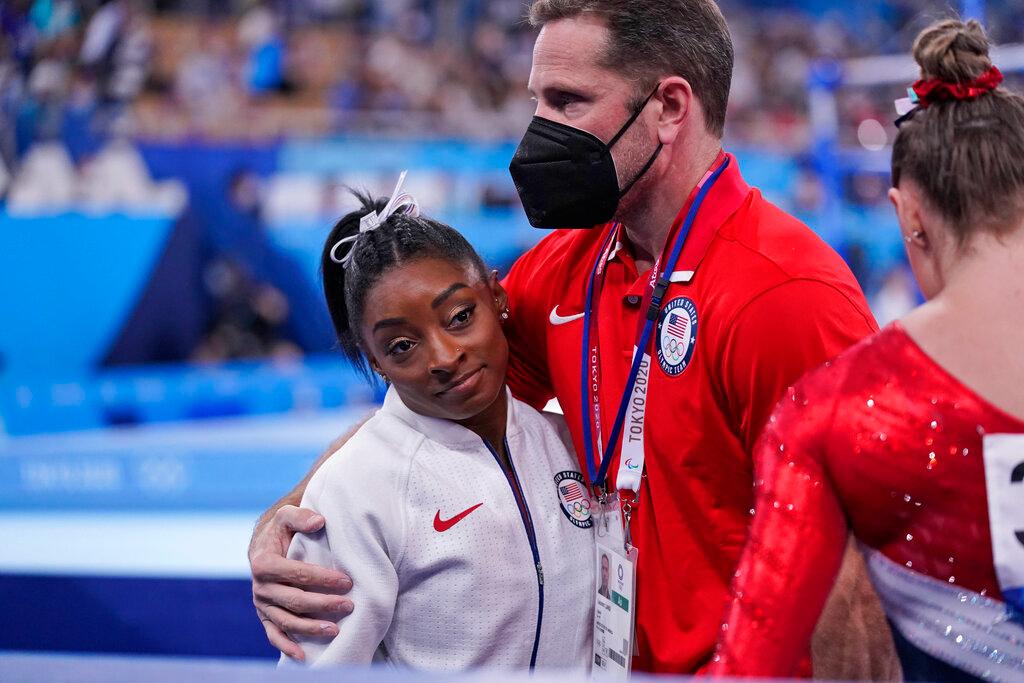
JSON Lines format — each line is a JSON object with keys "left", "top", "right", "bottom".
{"left": 549, "top": 306, "right": 585, "bottom": 325}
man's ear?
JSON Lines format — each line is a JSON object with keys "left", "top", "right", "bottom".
{"left": 653, "top": 77, "right": 693, "bottom": 146}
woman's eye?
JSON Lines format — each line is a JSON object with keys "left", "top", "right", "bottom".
{"left": 387, "top": 339, "right": 415, "bottom": 356}
{"left": 450, "top": 306, "right": 475, "bottom": 327}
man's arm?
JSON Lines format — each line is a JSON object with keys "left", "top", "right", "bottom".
{"left": 281, "top": 447, "right": 402, "bottom": 667}
{"left": 249, "top": 420, "right": 367, "bottom": 660}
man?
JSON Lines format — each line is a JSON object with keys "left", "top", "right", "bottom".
{"left": 250, "top": 1, "right": 899, "bottom": 677}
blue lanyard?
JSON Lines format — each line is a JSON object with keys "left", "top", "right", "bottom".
{"left": 579, "top": 157, "right": 730, "bottom": 490}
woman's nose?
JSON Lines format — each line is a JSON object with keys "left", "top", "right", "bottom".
{"left": 428, "top": 334, "right": 465, "bottom": 377}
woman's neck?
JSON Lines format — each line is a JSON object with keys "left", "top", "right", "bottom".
{"left": 457, "top": 387, "right": 509, "bottom": 457}
{"left": 901, "top": 229, "right": 1024, "bottom": 419}
{"left": 937, "top": 229, "right": 1024, "bottom": 313}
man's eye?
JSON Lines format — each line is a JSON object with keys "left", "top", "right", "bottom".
{"left": 387, "top": 339, "right": 415, "bottom": 356}
{"left": 554, "top": 92, "right": 582, "bottom": 109}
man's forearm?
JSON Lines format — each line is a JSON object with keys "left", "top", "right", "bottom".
{"left": 251, "top": 416, "right": 370, "bottom": 541}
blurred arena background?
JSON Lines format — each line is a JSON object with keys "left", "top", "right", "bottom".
{"left": 0, "top": 0, "right": 1021, "bottom": 668}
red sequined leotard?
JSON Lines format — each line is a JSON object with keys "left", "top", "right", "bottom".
{"left": 711, "top": 323, "right": 1024, "bottom": 679}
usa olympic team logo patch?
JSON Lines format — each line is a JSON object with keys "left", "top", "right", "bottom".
{"left": 554, "top": 471, "right": 593, "bottom": 528}
{"left": 656, "top": 297, "right": 698, "bottom": 376}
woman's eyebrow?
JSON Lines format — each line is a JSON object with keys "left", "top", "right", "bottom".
{"left": 431, "top": 283, "right": 469, "bottom": 309}
{"left": 372, "top": 317, "right": 407, "bottom": 333}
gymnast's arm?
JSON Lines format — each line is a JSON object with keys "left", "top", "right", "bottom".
{"left": 710, "top": 381, "right": 851, "bottom": 677}
{"left": 248, "top": 419, "right": 367, "bottom": 660}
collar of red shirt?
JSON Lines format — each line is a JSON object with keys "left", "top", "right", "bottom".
{"left": 609, "top": 151, "right": 751, "bottom": 298}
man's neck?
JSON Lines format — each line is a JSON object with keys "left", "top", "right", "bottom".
{"left": 619, "top": 144, "right": 723, "bottom": 274}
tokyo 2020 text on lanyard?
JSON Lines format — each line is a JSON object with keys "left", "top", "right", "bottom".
{"left": 579, "top": 156, "right": 731, "bottom": 522}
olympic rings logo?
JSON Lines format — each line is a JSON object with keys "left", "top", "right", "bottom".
{"left": 664, "top": 336, "right": 688, "bottom": 362}
{"left": 568, "top": 499, "right": 592, "bottom": 519}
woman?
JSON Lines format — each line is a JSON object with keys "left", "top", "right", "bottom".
{"left": 711, "top": 19, "right": 1024, "bottom": 682}
{"left": 280, "top": 175, "right": 595, "bottom": 670}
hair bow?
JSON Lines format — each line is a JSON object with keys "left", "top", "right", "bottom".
{"left": 330, "top": 170, "right": 421, "bottom": 268}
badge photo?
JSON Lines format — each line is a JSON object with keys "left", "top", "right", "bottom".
{"left": 656, "top": 297, "right": 698, "bottom": 377}
{"left": 554, "top": 471, "right": 593, "bottom": 529}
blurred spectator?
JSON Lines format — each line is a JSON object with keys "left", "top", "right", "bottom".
{"left": 29, "top": 0, "right": 79, "bottom": 41}
{"left": 193, "top": 258, "right": 302, "bottom": 363}
{"left": 79, "top": 0, "right": 152, "bottom": 106}
{"left": 237, "top": 0, "right": 287, "bottom": 95}
{"left": 173, "top": 27, "right": 241, "bottom": 134}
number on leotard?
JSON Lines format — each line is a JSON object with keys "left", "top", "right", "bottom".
{"left": 983, "top": 435, "right": 1024, "bottom": 617}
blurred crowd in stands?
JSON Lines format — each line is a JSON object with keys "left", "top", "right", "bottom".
{"left": 3, "top": 0, "right": 1023, "bottom": 151}
{"left": 2, "top": 0, "right": 1022, "bottom": 366}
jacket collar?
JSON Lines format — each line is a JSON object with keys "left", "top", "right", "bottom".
{"left": 381, "top": 385, "right": 520, "bottom": 451}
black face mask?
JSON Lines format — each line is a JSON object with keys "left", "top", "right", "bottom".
{"left": 508, "top": 88, "right": 663, "bottom": 229}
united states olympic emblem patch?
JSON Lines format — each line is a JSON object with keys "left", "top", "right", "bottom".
{"left": 656, "top": 296, "right": 698, "bottom": 377}
{"left": 554, "top": 471, "right": 593, "bottom": 528}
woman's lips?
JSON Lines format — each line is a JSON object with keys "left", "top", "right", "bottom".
{"left": 437, "top": 367, "right": 484, "bottom": 397}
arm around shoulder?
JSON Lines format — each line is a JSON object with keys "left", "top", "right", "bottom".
{"left": 250, "top": 421, "right": 370, "bottom": 660}
{"left": 284, "top": 432, "right": 408, "bottom": 666}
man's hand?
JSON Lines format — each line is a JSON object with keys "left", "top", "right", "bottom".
{"left": 250, "top": 504, "right": 354, "bottom": 661}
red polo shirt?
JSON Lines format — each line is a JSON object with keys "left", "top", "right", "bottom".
{"left": 501, "top": 153, "right": 878, "bottom": 674}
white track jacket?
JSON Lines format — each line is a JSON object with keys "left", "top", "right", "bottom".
{"left": 286, "top": 387, "right": 596, "bottom": 671}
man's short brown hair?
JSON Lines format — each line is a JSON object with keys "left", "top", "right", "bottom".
{"left": 529, "top": 0, "right": 734, "bottom": 138}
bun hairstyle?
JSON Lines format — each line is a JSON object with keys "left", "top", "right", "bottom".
{"left": 321, "top": 190, "right": 489, "bottom": 378}
{"left": 892, "top": 19, "right": 1024, "bottom": 242}
{"left": 914, "top": 18, "right": 991, "bottom": 84}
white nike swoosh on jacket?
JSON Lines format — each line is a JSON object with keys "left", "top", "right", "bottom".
{"left": 549, "top": 306, "right": 585, "bottom": 325}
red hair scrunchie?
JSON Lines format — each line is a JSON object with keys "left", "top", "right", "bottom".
{"left": 911, "top": 65, "right": 1004, "bottom": 107}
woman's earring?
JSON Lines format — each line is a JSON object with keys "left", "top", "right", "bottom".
{"left": 904, "top": 230, "right": 925, "bottom": 244}
{"left": 501, "top": 308, "right": 509, "bottom": 321}
{"left": 378, "top": 372, "right": 389, "bottom": 383}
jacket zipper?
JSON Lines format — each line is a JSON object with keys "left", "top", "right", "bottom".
{"left": 484, "top": 437, "right": 545, "bottom": 670}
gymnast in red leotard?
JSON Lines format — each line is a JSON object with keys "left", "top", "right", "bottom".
{"left": 711, "top": 19, "right": 1024, "bottom": 683}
